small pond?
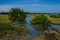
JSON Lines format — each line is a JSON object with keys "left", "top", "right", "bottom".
{"left": 26, "top": 15, "right": 60, "bottom": 36}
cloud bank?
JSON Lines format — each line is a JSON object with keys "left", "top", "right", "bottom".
{"left": 0, "top": 4, "right": 60, "bottom": 13}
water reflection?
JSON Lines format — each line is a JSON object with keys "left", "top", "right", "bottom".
{"left": 26, "top": 15, "right": 40, "bottom": 36}
{"left": 50, "top": 24, "right": 60, "bottom": 29}
{"left": 25, "top": 15, "right": 60, "bottom": 36}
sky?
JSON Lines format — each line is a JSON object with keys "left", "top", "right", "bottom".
{"left": 0, "top": 0, "right": 60, "bottom": 13}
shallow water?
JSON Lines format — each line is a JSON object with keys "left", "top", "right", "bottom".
{"left": 26, "top": 15, "right": 40, "bottom": 36}
{"left": 26, "top": 15, "right": 60, "bottom": 36}
{"left": 50, "top": 24, "right": 60, "bottom": 29}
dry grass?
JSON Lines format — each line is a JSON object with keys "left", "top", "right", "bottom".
{"left": 45, "top": 14, "right": 60, "bottom": 24}
{"left": 32, "top": 30, "right": 60, "bottom": 40}
{"left": 32, "top": 14, "right": 60, "bottom": 24}
{"left": 0, "top": 15, "right": 10, "bottom": 23}
{"left": 0, "top": 14, "right": 60, "bottom": 24}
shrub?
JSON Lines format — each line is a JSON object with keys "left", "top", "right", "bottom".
{"left": 9, "top": 8, "right": 27, "bottom": 23}
{"left": 31, "top": 15, "right": 51, "bottom": 31}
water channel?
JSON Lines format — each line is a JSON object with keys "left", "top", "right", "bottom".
{"left": 26, "top": 15, "right": 60, "bottom": 36}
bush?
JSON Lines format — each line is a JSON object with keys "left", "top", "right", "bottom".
{"left": 31, "top": 15, "right": 51, "bottom": 31}
{"left": 9, "top": 8, "right": 27, "bottom": 23}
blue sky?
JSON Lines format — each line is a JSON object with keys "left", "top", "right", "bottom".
{"left": 0, "top": 0, "right": 60, "bottom": 13}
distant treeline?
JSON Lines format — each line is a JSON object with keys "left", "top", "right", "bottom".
{"left": 0, "top": 12, "right": 60, "bottom": 15}
{"left": 0, "top": 12, "right": 9, "bottom": 15}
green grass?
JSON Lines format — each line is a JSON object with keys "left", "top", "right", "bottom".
{"left": 0, "top": 15, "right": 10, "bottom": 23}
{"left": 0, "top": 22, "right": 29, "bottom": 36}
{"left": 0, "top": 14, "right": 60, "bottom": 24}
{"left": 45, "top": 14, "right": 60, "bottom": 24}
{"left": 32, "top": 14, "right": 60, "bottom": 25}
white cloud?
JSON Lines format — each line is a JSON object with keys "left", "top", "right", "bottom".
{"left": 0, "top": 4, "right": 60, "bottom": 13}
{"left": 0, "top": 5, "right": 17, "bottom": 12}
{"left": 0, "top": 4, "right": 41, "bottom": 12}
{"left": 0, "top": 5, "right": 10, "bottom": 12}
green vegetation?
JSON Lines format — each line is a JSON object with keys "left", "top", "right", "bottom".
{"left": 9, "top": 8, "right": 26, "bottom": 23}
{"left": 49, "top": 14, "right": 60, "bottom": 18}
{"left": 31, "top": 14, "right": 51, "bottom": 31}
{"left": 0, "top": 22, "right": 29, "bottom": 37}
{"left": 0, "top": 15, "right": 10, "bottom": 23}
{"left": 32, "top": 14, "right": 60, "bottom": 25}
{"left": 45, "top": 14, "right": 60, "bottom": 24}
{"left": 0, "top": 8, "right": 60, "bottom": 40}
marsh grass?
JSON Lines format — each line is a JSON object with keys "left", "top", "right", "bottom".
{"left": 0, "top": 15, "right": 10, "bottom": 23}
{"left": 0, "top": 22, "right": 29, "bottom": 37}
{"left": 45, "top": 14, "right": 60, "bottom": 24}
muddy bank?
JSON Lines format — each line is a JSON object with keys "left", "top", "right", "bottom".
{"left": 32, "top": 30, "right": 60, "bottom": 40}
